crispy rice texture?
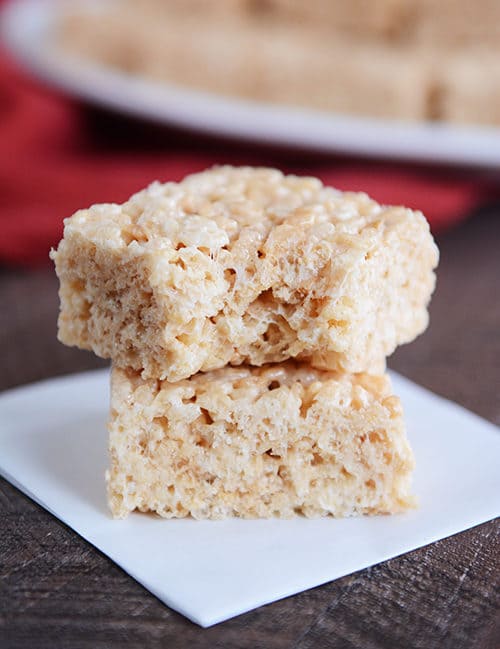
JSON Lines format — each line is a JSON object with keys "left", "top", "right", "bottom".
{"left": 51, "top": 166, "right": 438, "bottom": 381}
{"left": 107, "top": 363, "right": 416, "bottom": 519}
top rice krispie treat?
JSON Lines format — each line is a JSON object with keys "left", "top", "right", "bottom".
{"left": 51, "top": 166, "right": 438, "bottom": 381}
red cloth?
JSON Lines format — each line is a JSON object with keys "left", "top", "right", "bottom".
{"left": 1, "top": 52, "right": 498, "bottom": 267}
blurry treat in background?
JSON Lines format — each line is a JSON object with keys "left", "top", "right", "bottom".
{"left": 271, "top": 0, "right": 500, "bottom": 46}
{"left": 58, "top": 2, "right": 431, "bottom": 122}
{"left": 435, "top": 51, "right": 500, "bottom": 126}
{"left": 415, "top": 0, "right": 500, "bottom": 48}
{"left": 249, "top": 0, "right": 417, "bottom": 41}
{"left": 56, "top": 0, "right": 500, "bottom": 126}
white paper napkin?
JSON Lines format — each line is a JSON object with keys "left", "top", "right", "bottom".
{"left": 0, "top": 369, "right": 498, "bottom": 627}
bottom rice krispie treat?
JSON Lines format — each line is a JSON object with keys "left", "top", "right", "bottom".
{"left": 107, "top": 363, "right": 415, "bottom": 519}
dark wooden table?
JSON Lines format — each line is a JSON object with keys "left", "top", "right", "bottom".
{"left": 1, "top": 209, "right": 499, "bottom": 649}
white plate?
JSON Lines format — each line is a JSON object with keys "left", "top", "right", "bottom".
{"left": 3, "top": 0, "right": 500, "bottom": 168}
{"left": 0, "top": 368, "right": 499, "bottom": 627}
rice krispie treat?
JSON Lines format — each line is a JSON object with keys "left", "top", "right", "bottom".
{"left": 415, "top": 0, "right": 500, "bottom": 49}
{"left": 258, "top": 0, "right": 417, "bottom": 41}
{"left": 51, "top": 167, "right": 437, "bottom": 381}
{"left": 434, "top": 51, "right": 500, "bottom": 126}
{"left": 57, "top": 0, "right": 500, "bottom": 125}
{"left": 107, "top": 363, "right": 415, "bottom": 519}
{"left": 58, "top": 6, "right": 429, "bottom": 121}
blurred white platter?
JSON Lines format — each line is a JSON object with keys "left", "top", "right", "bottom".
{"left": 3, "top": 0, "right": 500, "bottom": 168}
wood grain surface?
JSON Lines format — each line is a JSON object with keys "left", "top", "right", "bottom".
{"left": 0, "top": 208, "right": 499, "bottom": 649}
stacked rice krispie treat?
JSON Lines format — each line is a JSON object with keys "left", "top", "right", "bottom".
{"left": 51, "top": 166, "right": 438, "bottom": 519}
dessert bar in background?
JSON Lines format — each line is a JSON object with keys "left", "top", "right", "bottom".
{"left": 58, "top": 0, "right": 500, "bottom": 125}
